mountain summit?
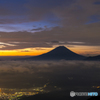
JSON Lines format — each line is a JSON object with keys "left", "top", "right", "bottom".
{"left": 25, "top": 46, "right": 85, "bottom": 60}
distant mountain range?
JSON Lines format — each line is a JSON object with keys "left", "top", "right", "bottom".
{"left": 85, "top": 55, "right": 100, "bottom": 61}
{"left": 17, "top": 46, "right": 86, "bottom": 61}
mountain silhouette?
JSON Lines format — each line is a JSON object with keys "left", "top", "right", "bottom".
{"left": 85, "top": 55, "right": 100, "bottom": 61}
{"left": 22, "top": 46, "right": 85, "bottom": 61}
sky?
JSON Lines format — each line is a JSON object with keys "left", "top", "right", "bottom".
{"left": 0, "top": 0, "right": 100, "bottom": 56}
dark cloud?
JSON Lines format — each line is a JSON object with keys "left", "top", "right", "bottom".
{"left": 51, "top": 41, "right": 59, "bottom": 43}
{"left": 52, "top": 0, "right": 100, "bottom": 26}
{"left": 31, "top": 27, "right": 43, "bottom": 31}
{"left": 21, "top": 50, "right": 30, "bottom": 52}
{"left": 24, "top": 0, "right": 75, "bottom": 22}
{"left": 35, "top": 48, "right": 46, "bottom": 50}
{"left": 94, "top": 1, "right": 100, "bottom": 4}
{"left": 27, "top": 0, "right": 75, "bottom": 8}
{"left": 0, "top": 0, "right": 99, "bottom": 24}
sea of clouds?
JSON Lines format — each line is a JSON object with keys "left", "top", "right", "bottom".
{"left": 0, "top": 60, "right": 100, "bottom": 89}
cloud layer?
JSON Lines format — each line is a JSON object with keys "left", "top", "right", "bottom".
{"left": 0, "top": 60, "right": 100, "bottom": 89}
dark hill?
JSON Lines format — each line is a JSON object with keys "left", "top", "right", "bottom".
{"left": 22, "top": 46, "right": 85, "bottom": 61}
{"left": 85, "top": 55, "right": 100, "bottom": 61}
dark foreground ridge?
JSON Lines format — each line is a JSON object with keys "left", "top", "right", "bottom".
{"left": 87, "top": 96, "right": 100, "bottom": 100}
{"left": 18, "top": 91, "right": 100, "bottom": 100}
{"left": 18, "top": 91, "right": 67, "bottom": 100}
{"left": 19, "top": 46, "right": 85, "bottom": 61}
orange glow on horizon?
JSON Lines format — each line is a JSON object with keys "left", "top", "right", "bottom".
{"left": 0, "top": 45, "right": 100, "bottom": 56}
{"left": 0, "top": 47, "right": 53, "bottom": 56}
